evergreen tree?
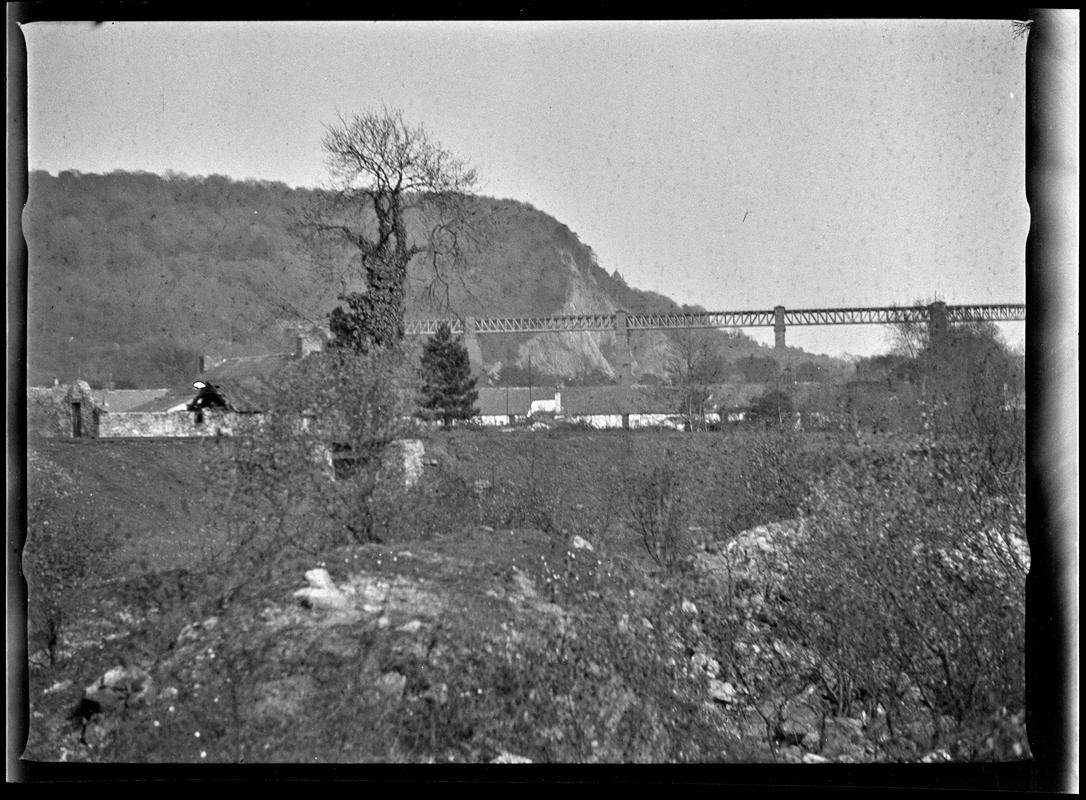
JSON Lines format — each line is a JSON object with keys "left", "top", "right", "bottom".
{"left": 418, "top": 323, "right": 479, "bottom": 426}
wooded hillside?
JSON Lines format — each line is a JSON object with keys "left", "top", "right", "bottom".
{"left": 23, "top": 170, "right": 846, "bottom": 388}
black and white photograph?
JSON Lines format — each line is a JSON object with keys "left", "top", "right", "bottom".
{"left": 8, "top": 11, "right": 1077, "bottom": 787}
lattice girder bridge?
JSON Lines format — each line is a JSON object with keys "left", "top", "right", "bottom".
{"left": 403, "top": 302, "right": 1025, "bottom": 383}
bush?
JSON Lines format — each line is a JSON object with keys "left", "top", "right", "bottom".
{"left": 24, "top": 495, "right": 119, "bottom": 667}
{"left": 199, "top": 345, "right": 417, "bottom": 605}
{"left": 620, "top": 454, "right": 691, "bottom": 570}
{"left": 749, "top": 389, "right": 793, "bottom": 426}
{"left": 706, "top": 429, "right": 823, "bottom": 544}
{"left": 782, "top": 440, "right": 1027, "bottom": 749}
{"left": 367, "top": 462, "right": 478, "bottom": 542}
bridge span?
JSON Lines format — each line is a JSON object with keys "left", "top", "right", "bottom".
{"left": 403, "top": 301, "right": 1026, "bottom": 383}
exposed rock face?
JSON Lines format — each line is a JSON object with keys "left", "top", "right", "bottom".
{"left": 289, "top": 566, "right": 445, "bottom": 631}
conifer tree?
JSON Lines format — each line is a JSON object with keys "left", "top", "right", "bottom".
{"left": 418, "top": 323, "right": 479, "bottom": 426}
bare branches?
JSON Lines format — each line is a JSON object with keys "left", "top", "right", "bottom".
{"left": 665, "top": 329, "right": 727, "bottom": 430}
{"left": 295, "top": 108, "right": 484, "bottom": 351}
{"left": 884, "top": 299, "right": 936, "bottom": 359}
{"left": 321, "top": 108, "right": 478, "bottom": 201}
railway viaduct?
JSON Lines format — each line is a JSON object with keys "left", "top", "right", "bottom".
{"left": 404, "top": 301, "right": 1026, "bottom": 384}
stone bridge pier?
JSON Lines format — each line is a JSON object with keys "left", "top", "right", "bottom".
{"left": 463, "top": 316, "right": 485, "bottom": 376}
{"left": 614, "top": 309, "right": 633, "bottom": 385}
{"left": 774, "top": 306, "right": 787, "bottom": 350}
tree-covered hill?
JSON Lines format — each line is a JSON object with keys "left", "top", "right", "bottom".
{"left": 22, "top": 170, "right": 845, "bottom": 388}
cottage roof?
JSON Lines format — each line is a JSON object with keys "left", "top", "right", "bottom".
{"left": 559, "top": 383, "right": 764, "bottom": 416}
{"left": 91, "top": 388, "right": 170, "bottom": 412}
{"left": 126, "top": 392, "right": 193, "bottom": 413}
{"left": 195, "top": 353, "right": 296, "bottom": 413}
{"left": 561, "top": 385, "right": 686, "bottom": 416}
{"left": 476, "top": 387, "right": 538, "bottom": 417}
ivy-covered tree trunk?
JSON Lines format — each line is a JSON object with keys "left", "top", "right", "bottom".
{"left": 306, "top": 109, "right": 479, "bottom": 354}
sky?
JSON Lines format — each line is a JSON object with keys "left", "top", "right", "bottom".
{"left": 22, "top": 19, "right": 1029, "bottom": 358}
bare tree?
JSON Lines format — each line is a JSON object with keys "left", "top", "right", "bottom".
{"left": 665, "top": 329, "right": 726, "bottom": 431}
{"left": 297, "top": 108, "right": 482, "bottom": 351}
{"left": 884, "top": 298, "right": 938, "bottom": 360}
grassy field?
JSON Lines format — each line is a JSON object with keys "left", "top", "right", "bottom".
{"left": 26, "top": 437, "right": 223, "bottom": 575}
{"left": 25, "top": 429, "right": 839, "bottom": 576}
{"left": 19, "top": 426, "right": 1029, "bottom": 767}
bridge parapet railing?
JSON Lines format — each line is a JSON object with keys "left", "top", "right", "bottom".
{"left": 403, "top": 304, "right": 1024, "bottom": 336}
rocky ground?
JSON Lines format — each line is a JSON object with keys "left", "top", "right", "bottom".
{"left": 23, "top": 516, "right": 1027, "bottom": 765}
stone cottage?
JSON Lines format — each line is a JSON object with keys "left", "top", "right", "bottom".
{"left": 27, "top": 380, "right": 105, "bottom": 438}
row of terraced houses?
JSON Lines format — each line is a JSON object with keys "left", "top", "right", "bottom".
{"left": 28, "top": 334, "right": 767, "bottom": 440}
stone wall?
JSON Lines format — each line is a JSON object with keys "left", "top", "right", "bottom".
{"left": 28, "top": 382, "right": 102, "bottom": 438}
{"left": 98, "top": 411, "right": 258, "bottom": 438}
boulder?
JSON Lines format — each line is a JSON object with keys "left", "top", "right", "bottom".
{"left": 304, "top": 568, "right": 337, "bottom": 591}
{"left": 571, "top": 535, "right": 594, "bottom": 552}
{"left": 294, "top": 568, "right": 351, "bottom": 610}
{"left": 708, "top": 679, "right": 738, "bottom": 705}
{"left": 83, "top": 665, "right": 153, "bottom": 714}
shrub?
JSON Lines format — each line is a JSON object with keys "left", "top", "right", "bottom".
{"left": 367, "top": 461, "right": 478, "bottom": 542}
{"left": 620, "top": 454, "right": 691, "bottom": 569}
{"left": 749, "top": 389, "right": 794, "bottom": 426}
{"left": 199, "top": 345, "right": 417, "bottom": 606}
{"left": 782, "top": 440, "right": 1027, "bottom": 749}
{"left": 706, "top": 429, "right": 822, "bottom": 544}
{"left": 24, "top": 496, "right": 119, "bottom": 667}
